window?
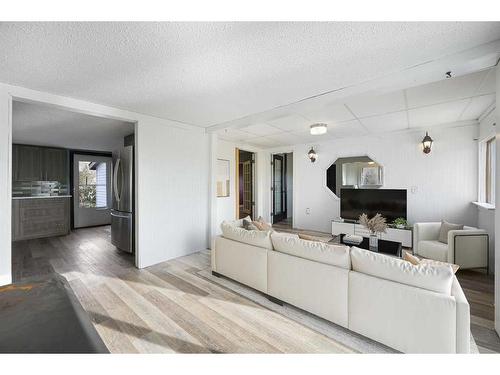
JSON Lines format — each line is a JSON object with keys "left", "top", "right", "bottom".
{"left": 479, "top": 137, "right": 495, "bottom": 206}
{"left": 78, "top": 161, "right": 108, "bottom": 208}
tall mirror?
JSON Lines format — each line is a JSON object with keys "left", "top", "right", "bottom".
{"left": 326, "top": 156, "right": 383, "bottom": 197}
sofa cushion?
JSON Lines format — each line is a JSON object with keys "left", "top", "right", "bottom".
{"left": 220, "top": 221, "right": 273, "bottom": 249}
{"left": 438, "top": 220, "right": 463, "bottom": 244}
{"left": 417, "top": 240, "right": 448, "bottom": 262}
{"left": 271, "top": 232, "right": 351, "bottom": 269}
{"left": 350, "top": 247, "right": 454, "bottom": 295}
{"left": 298, "top": 233, "right": 332, "bottom": 243}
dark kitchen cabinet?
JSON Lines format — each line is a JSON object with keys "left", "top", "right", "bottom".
{"left": 13, "top": 145, "right": 68, "bottom": 183}
{"left": 13, "top": 145, "right": 42, "bottom": 181}
{"left": 12, "top": 197, "right": 70, "bottom": 241}
{"left": 42, "top": 148, "right": 69, "bottom": 183}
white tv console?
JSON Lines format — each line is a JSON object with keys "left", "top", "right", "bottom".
{"left": 331, "top": 220, "right": 412, "bottom": 248}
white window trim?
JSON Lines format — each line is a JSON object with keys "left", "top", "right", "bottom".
{"left": 477, "top": 136, "right": 496, "bottom": 207}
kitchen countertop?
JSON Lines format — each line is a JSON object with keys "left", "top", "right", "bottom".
{"left": 12, "top": 195, "right": 72, "bottom": 200}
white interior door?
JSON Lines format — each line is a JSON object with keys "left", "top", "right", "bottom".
{"left": 73, "top": 154, "right": 112, "bottom": 228}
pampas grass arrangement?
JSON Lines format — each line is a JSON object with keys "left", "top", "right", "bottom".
{"left": 359, "top": 213, "right": 388, "bottom": 234}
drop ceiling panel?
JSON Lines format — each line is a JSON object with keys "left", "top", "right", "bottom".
{"left": 300, "top": 103, "right": 355, "bottom": 124}
{"left": 459, "top": 94, "right": 496, "bottom": 120}
{"left": 245, "top": 137, "right": 284, "bottom": 148}
{"left": 216, "top": 128, "right": 252, "bottom": 142}
{"left": 266, "top": 114, "right": 311, "bottom": 132}
{"left": 240, "top": 123, "right": 282, "bottom": 136}
{"left": 406, "top": 71, "right": 486, "bottom": 108}
{"left": 326, "top": 119, "right": 368, "bottom": 138}
{"left": 290, "top": 130, "right": 329, "bottom": 144}
{"left": 264, "top": 132, "right": 303, "bottom": 147}
{"left": 346, "top": 90, "right": 406, "bottom": 118}
{"left": 359, "top": 111, "right": 409, "bottom": 132}
{"left": 408, "top": 99, "right": 470, "bottom": 127}
{"left": 475, "top": 68, "right": 496, "bottom": 96}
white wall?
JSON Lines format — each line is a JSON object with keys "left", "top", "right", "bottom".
{"left": 478, "top": 109, "right": 496, "bottom": 274}
{"left": 495, "top": 63, "right": 500, "bottom": 336}
{"left": 266, "top": 125, "right": 479, "bottom": 234}
{"left": 0, "top": 90, "right": 11, "bottom": 286}
{"left": 136, "top": 118, "right": 209, "bottom": 267}
{"left": 0, "top": 83, "right": 210, "bottom": 285}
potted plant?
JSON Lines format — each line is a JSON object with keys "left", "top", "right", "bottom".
{"left": 392, "top": 217, "right": 408, "bottom": 229}
{"left": 359, "top": 213, "right": 387, "bottom": 250}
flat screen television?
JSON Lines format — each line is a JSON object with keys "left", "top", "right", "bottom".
{"left": 340, "top": 188, "right": 407, "bottom": 223}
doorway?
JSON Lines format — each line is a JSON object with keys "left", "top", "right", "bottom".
{"left": 236, "top": 149, "right": 255, "bottom": 219}
{"left": 272, "top": 152, "right": 293, "bottom": 227}
{"left": 73, "top": 153, "right": 113, "bottom": 228}
{"left": 9, "top": 98, "right": 137, "bottom": 286}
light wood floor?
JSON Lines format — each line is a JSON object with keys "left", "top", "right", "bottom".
{"left": 11, "top": 225, "right": 500, "bottom": 353}
{"left": 11, "top": 226, "right": 353, "bottom": 353}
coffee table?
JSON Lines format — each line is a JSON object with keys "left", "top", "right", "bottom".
{"left": 339, "top": 233, "right": 402, "bottom": 257}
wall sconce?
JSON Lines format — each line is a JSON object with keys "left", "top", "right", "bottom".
{"left": 308, "top": 147, "right": 317, "bottom": 163}
{"left": 422, "top": 132, "right": 433, "bottom": 154}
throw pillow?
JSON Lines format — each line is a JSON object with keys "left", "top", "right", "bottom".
{"left": 438, "top": 220, "right": 464, "bottom": 244}
{"left": 242, "top": 219, "right": 259, "bottom": 231}
{"left": 403, "top": 250, "right": 460, "bottom": 273}
{"left": 256, "top": 216, "right": 273, "bottom": 231}
{"left": 252, "top": 220, "right": 265, "bottom": 231}
{"left": 402, "top": 250, "right": 421, "bottom": 266}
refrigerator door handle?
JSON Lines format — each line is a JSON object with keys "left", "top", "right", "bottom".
{"left": 113, "top": 158, "right": 121, "bottom": 203}
{"left": 111, "top": 211, "right": 130, "bottom": 219}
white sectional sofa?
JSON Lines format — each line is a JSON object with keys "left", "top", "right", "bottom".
{"left": 211, "top": 220, "right": 471, "bottom": 353}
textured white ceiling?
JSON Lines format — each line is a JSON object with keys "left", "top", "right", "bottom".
{"left": 218, "top": 67, "right": 496, "bottom": 148}
{"left": 1, "top": 22, "right": 499, "bottom": 127}
{"left": 13, "top": 101, "right": 134, "bottom": 151}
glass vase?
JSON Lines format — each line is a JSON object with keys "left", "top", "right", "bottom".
{"left": 369, "top": 233, "right": 379, "bottom": 251}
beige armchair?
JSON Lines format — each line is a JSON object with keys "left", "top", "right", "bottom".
{"left": 413, "top": 222, "right": 489, "bottom": 271}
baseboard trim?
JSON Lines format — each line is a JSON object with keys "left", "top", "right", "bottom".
{"left": 211, "top": 271, "right": 223, "bottom": 278}
{"left": 0, "top": 274, "right": 12, "bottom": 286}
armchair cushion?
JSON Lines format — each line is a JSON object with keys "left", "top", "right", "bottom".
{"left": 417, "top": 240, "right": 449, "bottom": 262}
{"left": 438, "top": 221, "right": 464, "bottom": 244}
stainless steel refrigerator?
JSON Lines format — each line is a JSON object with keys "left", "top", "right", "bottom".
{"left": 111, "top": 135, "right": 134, "bottom": 253}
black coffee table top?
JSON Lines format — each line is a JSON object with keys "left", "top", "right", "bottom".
{"left": 339, "top": 233, "right": 402, "bottom": 257}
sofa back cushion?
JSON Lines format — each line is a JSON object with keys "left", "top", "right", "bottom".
{"left": 220, "top": 221, "right": 273, "bottom": 249}
{"left": 350, "top": 247, "right": 454, "bottom": 295}
{"left": 271, "top": 233, "right": 351, "bottom": 269}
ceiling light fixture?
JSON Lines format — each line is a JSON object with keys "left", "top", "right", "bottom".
{"left": 422, "top": 132, "right": 433, "bottom": 154}
{"left": 310, "top": 123, "right": 328, "bottom": 135}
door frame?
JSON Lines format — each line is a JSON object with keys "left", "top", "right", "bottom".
{"left": 235, "top": 148, "right": 256, "bottom": 220}
{"left": 270, "top": 151, "right": 294, "bottom": 226}
{"left": 271, "top": 153, "right": 286, "bottom": 223}
{"left": 70, "top": 150, "right": 113, "bottom": 229}
{"left": 4, "top": 93, "right": 139, "bottom": 280}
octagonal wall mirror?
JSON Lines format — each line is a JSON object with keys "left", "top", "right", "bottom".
{"left": 326, "top": 156, "right": 383, "bottom": 197}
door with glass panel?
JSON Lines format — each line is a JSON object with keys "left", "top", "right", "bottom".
{"left": 73, "top": 154, "right": 112, "bottom": 228}
{"left": 272, "top": 154, "right": 286, "bottom": 223}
